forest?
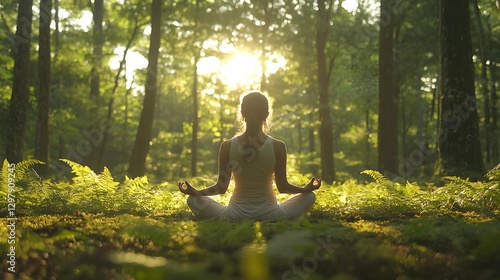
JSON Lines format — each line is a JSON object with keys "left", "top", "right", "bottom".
{"left": 0, "top": 0, "right": 497, "bottom": 182}
{"left": 1, "top": 0, "right": 500, "bottom": 279}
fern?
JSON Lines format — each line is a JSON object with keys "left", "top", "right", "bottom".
{"left": 485, "top": 163, "right": 500, "bottom": 182}
{"left": 123, "top": 175, "right": 149, "bottom": 190}
{"left": 60, "top": 159, "right": 98, "bottom": 186}
{"left": 0, "top": 160, "right": 11, "bottom": 198}
{"left": 0, "top": 159, "right": 45, "bottom": 183}
{"left": 0, "top": 159, "right": 45, "bottom": 215}
{"left": 439, "top": 175, "right": 500, "bottom": 211}
{"left": 59, "top": 159, "right": 121, "bottom": 213}
{"left": 97, "top": 167, "right": 119, "bottom": 189}
{"left": 360, "top": 170, "right": 394, "bottom": 188}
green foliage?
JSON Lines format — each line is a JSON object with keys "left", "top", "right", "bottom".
{"left": 0, "top": 158, "right": 45, "bottom": 183}
{"left": 0, "top": 159, "right": 45, "bottom": 212}
{"left": 0, "top": 159, "right": 173, "bottom": 216}
{"left": 2, "top": 164, "right": 500, "bottom": 279}
{"left": 360, "top": 169, "right": 393, "bottom": 188}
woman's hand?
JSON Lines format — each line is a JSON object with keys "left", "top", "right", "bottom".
{"left": 304, "top": 177, "right": 321, "bottom": 192}
{"left": 178, "top": 181, "right": 199, "bottom": 196}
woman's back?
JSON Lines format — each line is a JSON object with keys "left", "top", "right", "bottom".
{"left": 227, "top": 136, "right": 278, "bottom": 217}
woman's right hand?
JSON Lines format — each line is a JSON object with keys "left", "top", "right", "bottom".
{"left": 304, "top": 177, "right": 321, "bottom": 192}
{"left": 178, "top": 181, "right": 198, "bottom": 196}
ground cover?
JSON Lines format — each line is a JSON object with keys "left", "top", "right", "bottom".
{"left": 1, "top": 160, "right": 500, "bottom": 279}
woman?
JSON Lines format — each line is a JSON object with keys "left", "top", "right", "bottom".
{"left": 178, "top": 91, "right": 321, "bottom": 220}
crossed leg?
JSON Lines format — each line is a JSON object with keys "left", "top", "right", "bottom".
{"left": 187, "top": 196, "right": 226, "bottom": 219}
{"left": 278, "top": 192, "right": 316, "bottom": 219}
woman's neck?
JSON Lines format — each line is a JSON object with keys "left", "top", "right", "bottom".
{"left": 241, "top": 129, "right": 267, "bottom": 148}
{"left": 243, "top": 122, "right": 264, "bottom": 136}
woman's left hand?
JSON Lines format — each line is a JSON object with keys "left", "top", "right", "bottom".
{"left": 304, "top": 177, "right": 321, "bottom": 192}
{"left": 178, "top": 181, "right": 198, "bottom": 196}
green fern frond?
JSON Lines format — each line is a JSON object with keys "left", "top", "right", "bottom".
{"left": 7, "top": 159, "right": 45, "bottom": 182}
{"left": 60, "top": 159, "right": 98, "bottom": 185}
{"left": 360, "top": 170, "right": 393, "bottom": 188}
{"left": 123, "top": 175, "right": 148, "bottom": 189}
{"left": 97, "top": 167, "right": 119, "bottom": 189}
{"left": 0, "top": 160, "right": 11, "bottom": 196}
{"left": 485, "top": 163, "right": 500, "bottom": 182}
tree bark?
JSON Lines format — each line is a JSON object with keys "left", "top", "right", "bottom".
{"left": 128, "top": 0, "right": 162, "bottom": 178}
{"left": 437, "top": 0, "right": 485, "bottom": 177}
{"left": 316, "top": 0, "right": 335, "bottom": 183}
{"left": 489, "top": 60, "right": 498, "bottom": 163}
{"left": 472, "top": 0, "right": 491, "bottom": 164}
{"left": 35, "top": 0, "right": 52, "bottom": 176}
{"left": 191, "top": 52, "right": 199, "bottom": 177}
{"left": 191, "top": 0, "right": 200, "bottom": 177}
{"left": 5, "top": 0, "right": 33, "bottom": 163}
{"left": 377, "top": 0, "right": 398, "bottom": 176}
{"left": 90, "top": 0, "right": 103, "bottom": 98}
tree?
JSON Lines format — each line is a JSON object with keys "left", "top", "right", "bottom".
{"left": 472, "top": 0, "right": 491, "bottom": 164}
{"left": 89, "top": 0, "right": 103, "bottom": 98}
{"left": 128, "top": 0, "right": 162, "bottom": 178}
{"left": 87, "top": 0, "right": 104, "bottom": 170}
{"left": 316, "top": 0, "right": 335, "bottom": 183}
{"left": 35, "top": 0, "right": 52, "bottom": 176}
{"left": 377, "top": 0, "right": 398, "bottom": 176}
{"left": 191, "top": 0, "right": 200, "bottom": 177}
{"left": 437, "top": 0, "right": 484, "bottom": 177}
{"left": 5, "top": 0, "right": 33, "bottom": 163}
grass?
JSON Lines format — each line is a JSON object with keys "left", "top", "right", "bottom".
{"left": 1, "top": 160, "right": 500, "bottom": 279}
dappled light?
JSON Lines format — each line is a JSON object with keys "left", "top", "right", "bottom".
{"left": 1, "top": 159, "right": 500, "bottom": 278}
{"left": 1, "top": 0, "right": 500, "bottom": 279}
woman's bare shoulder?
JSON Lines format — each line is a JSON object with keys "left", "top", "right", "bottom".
{"left": 271, "top": 137, "right": 286, "bottom": 152}
{"left": 221, "top": 139, "right": 233, "bottom": 149}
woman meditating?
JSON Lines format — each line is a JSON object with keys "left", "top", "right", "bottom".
{"left": 178, "top": 91, "right": 321, "bottom": 220}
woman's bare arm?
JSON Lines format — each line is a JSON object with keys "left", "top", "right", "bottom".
{"left": 179, "top": 140, "right": 232, "bottom": 196}
{"left": 273, "top": 139, "right": 321, "bottom": 194}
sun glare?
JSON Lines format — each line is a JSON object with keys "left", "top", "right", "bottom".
{"left": 342, "top": 0, "right": 359, "bottom": 13}
{"left": 110, "top": 46, "right": 149, "bottom": 88}
{"left": 221, "top": 53, "right": 261, "bottom": 88}
{"left": 197, "top": 51, "right": 286, "bottom": 90}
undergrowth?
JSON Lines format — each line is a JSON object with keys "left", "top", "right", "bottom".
{"left": 1, "top": 160, "right": 500, "bottom": 279}
{"left": 1, "top": 159, "right": 499, "bottom": 218}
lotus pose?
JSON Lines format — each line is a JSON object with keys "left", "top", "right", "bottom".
{"left": 179, "top": 91, "right": 321, "bottom": 220}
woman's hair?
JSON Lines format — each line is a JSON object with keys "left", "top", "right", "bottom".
{"left": 236, "top": 91, "right": 272, "bottom": 135}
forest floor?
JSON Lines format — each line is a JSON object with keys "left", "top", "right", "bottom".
{"left": 1, "top": 163, "right": 500, "bottom": 279}
{"left": 2, "top": 189, "right": 500, "bottom": 280}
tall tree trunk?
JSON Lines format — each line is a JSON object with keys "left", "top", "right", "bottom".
{"left": 35, "top": 0, "right": 52, "bottom": 176}
{"left": 486, "top": 17, "right": 498, "bottom": 164}
{"left": 90, "top": 0, "right": 103, "bottom": 98}
{"left": 128, "top": 0, "right": 162, "bottom": 178}
{"left": 5, "top": 0, "right": 33, "bottom": 163}
{"left": 316, "top": 0, "right": 335, "bottom": 183}
{"left": 190, "top": 0, "right": 200, "bottom": 177}
{"left": 377, "top": 0, "right": 398, "bottom": 176}
{"left": 472, "top": 0, "right": 491, "bottom": 164}
{"left": 490, "top": 61, "right": 498, "bottom": 163}
{"left": 87, "top": 0, "right": 104, "bottom": 170}
{"left": 437, "top": 0, "right": 485, "bottom": 177}
{"left": 54, "top": 0, "right": 60, "bottom": 62}
{"left": 191, "top": 53, "right": 199, "bottom": 177}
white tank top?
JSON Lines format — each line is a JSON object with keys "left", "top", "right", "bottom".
{"left": 226, "top": 135, "right": 278, "bottom": 218}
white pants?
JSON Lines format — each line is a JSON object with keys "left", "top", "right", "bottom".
{"left": 186, "top": 192, "right": 316, "bottom": 221}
